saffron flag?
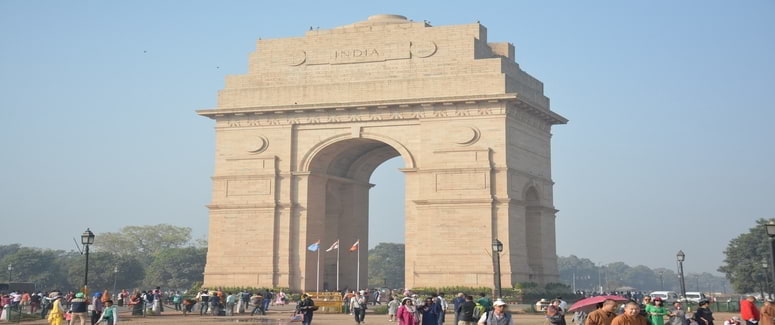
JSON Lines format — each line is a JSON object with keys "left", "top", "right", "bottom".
{"left": 349, "top": 240, "right": 359, "bottom": 252}
{"left": 326, "top": 240, "right": 339, "bottom": 252}
{"left": 307, "top": 241, "right": 320, "bottom": 252}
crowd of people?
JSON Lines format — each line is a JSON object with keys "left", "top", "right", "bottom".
{"left": 336, "top": 289, "right": 509, "bottom": 325}
{"left": 5, "top": 286, "right": 774, "bottom": 325}
{"left": 0, "top": 289, "right": 120, "bottom": 325}
{"left": 563, "top": 295, "right": 775, "bottom": 325}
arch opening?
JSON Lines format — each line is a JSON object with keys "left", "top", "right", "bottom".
{"left": 304, "top": 138, "right": 407, "bottom": 291}
{"left": 525, "top": 186, "right": 543, "bottom": 278}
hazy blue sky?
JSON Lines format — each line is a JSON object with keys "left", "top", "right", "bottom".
{"left": 1, "top": 1, "right": 773, "bottom": 277}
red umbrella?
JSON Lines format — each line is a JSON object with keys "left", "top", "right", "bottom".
{"left": 567, "top": 295, "right": 629, "bottom": 312}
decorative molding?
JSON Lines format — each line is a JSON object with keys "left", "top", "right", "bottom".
{"left": 215, "top": 104, "right": 506, "bottom": 128}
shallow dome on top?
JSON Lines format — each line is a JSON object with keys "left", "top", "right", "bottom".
{"left": 334, "top": 14, "right": 413, "bottom": 29}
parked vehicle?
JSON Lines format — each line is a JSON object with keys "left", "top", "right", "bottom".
{"left": 649, "top": 291, "right": 680, "bottom": 304}
{"left": 685, "top": 292, "right": 707, "bottom": 303}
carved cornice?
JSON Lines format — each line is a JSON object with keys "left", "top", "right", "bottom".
{"left": 197, "top": 93, "right": 567, "bottom": 129}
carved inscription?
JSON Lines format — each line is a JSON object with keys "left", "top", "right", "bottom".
{"left": 226, "top": 179, "right": 271, "bottom": 196}
{"left": 435, "top": 172, "right": 488, "bottom": 191}
{"left": 331, "top": 47, "right": 383, "bottom": 64}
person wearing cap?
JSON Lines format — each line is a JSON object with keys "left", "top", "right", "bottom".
{"left": 47, "top": 293, "right": 65, "bottom": 325}
{"left": 296, "top": 294, "right": 315, "bottom": 325}
{"left": 69, "top": 292, "right": 89, "bottom": 325}
{"left": 477, "top": 299, "right": 513, "bottom": 325}
{"left": 694, "top": 300, "right": 714, "bottom": 325}
{"left": 611, "top": 302, "right": 647, "bottom": 325}
{"left": 741, "top": 296, "right": 759, "bottom": 325}
{"left": 396, "top": 297, "right": 417, "bottom": 325}
{"left": 760, "top": 300, "right": 775, "bottom": 325}
{"left": 350, "top": 291, "right": 367, "bottom": 324}
{"left": 668, "top": 301, "right": 687, "bottom": 325}
{"left": 645, "top": 297, "right": 669, "bottom": 325}
{"left": 585, "top": 299, "right": 617, "bottom": 325}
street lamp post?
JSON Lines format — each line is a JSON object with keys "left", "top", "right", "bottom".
{"left": 113, "top": 265, "right": 118, "bottom": 298}
{"left": 677, "top": 250, "right": 687, "bottom": 301}
{"left": 765, "top": 221, "right": 775, "bottom": 299}
{"left": 597, "top": 264, "right": 603, "bottom": 295}
{"left": 762, "top": 260, "right": 771, "bottom": 299}
{"left": 572, "top": 271, "right": 576, "bottom": 292}
{"left": 695, "top": 275, "right": 701, "bottom": 292}
{"left": 7, "top": 264, "right": 12, "bottom": 283}
{"left": 492, "top": 239, "right": 503, "bottom": 298}
{"left": 81, "top": 228, "right": 95, "bottom": 289}
{"left": 659, "top": 271, "right": 664, "bottom": 290}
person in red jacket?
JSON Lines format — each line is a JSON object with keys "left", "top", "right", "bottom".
{"left": 741, "top": 296, "right": 761, "bottom": 325}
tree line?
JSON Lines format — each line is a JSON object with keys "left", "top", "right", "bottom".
{"left": 2, "top": 220, "right": 767, "bottom": 294}
{"left": 0, "top": 224, "right": 206, "bottom": 291}
{"left": 558, "top": 255, "right": 730, "bottom": 294}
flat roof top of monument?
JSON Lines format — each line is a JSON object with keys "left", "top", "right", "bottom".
{"left": 336, "top": 14, "right": 414, "bottom": 28}
{"left": 202, "top": 15, "right": 566, "bottom": 125}
{"left": 307, "top": 14, "right": 429, "bottom": 36}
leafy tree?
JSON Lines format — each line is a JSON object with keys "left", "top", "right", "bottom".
{"left": 719, "top": 218, "right": 773, "bottom": 294}
{"left": 0, "top": 247, "right": 71, "bottom": 289}
{"left": 93, "top": 224, "right": 193, "bottom": 259}
{"left": 64, "top": 252, "right": 145, "bottom": 292}
{"left": 143, "top": 246, "right": 206, "bottom": 289}
{"left": 0, "top": 244, "right": 22, "bottom": 262}
{"left": 559, "top": 256, "right": 729, "bottom": 293}
{"left": 557, "top": 255, "right": 601, "bottom": 291}
{"left": 368, "top": 243, "right": 404, "bottom": 288}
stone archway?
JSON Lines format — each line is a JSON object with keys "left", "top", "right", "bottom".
{"left": 301, "top": 137, "right": 408, "bottom": 291}
{"left": 198, "top": 14, "right": 567, "bottom": 291}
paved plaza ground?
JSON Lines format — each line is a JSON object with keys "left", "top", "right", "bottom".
{"left": 13, "top": 304, "right": 739, "bottom": 325}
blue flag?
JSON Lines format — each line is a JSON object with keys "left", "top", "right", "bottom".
{"left": 307, "top": 241, "right": 320, "bottom": 252}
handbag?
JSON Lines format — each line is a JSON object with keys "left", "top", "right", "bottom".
{"left": 290, "top": 313, "right": 303, "bottom": 322}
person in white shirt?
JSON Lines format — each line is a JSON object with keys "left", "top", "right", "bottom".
{"left": 478, "top": 299, "right": 514, "bottom": 325}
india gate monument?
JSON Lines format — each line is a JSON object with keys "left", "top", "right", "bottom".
{"left": 198, "top": 14, "right": 567, "bottom": 291}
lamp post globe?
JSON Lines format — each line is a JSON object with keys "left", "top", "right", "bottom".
{"left": 766, "top": 221, "right": 775, "bottom": 237}
{"left": 492, "top": 238, "right": 503, "bottom": 298}
{"left": 81, "top": 228, "right": 95, "bottom": 289}
{"left": 7, "top": 263, "right": 11, "bottom": 283}
{"left": 676, "top": 250, "right": 687, "bottom": 302}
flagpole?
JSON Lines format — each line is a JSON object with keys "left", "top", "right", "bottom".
{"left": 336, "top": 243, "right": 340, "bottom": 291}
{"left": 316, "top": 246, "right": 320, "bottom": 294}
{"left": 356, "top": 238, "right": 360, "bottom": 290}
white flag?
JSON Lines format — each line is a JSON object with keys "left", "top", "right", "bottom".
{"left": 350, "top": 240, "right": 360, "bottom": 252}
{"left": 326, "top": 240, "right": 339, "bottom": 252}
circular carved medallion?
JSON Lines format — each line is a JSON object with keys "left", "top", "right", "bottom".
{"left": 248, "top": 136, "right": 270, "bottom": 154}
{"left": 454, "top": 127, "right": 480, "bottom": 146}
{"left": 287, "top": 50, "right": 306, "bottom": 66}
{"left": 410, "top": 41, "right": 437, "bottom": 58}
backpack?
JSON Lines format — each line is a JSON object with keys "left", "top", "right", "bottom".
{"left": 473, "top": 303, "right": 485, "bottom": 319}
{"left": 484, "top": 311, "right": 512, "bottom": 324}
